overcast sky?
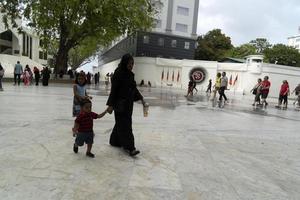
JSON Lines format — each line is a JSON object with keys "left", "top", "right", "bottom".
{"left": 197, "top": 0, "right": 300, "bottom": 46}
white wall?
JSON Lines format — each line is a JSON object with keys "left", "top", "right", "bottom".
{"left": 97, "top": 57, "right": 300, "bottom": 98}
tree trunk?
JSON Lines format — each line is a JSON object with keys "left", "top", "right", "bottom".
{"left": 55, "top": 45, "right": 69, "bottom": 75}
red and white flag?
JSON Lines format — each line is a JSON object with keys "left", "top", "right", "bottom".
{"left": 172, "top": 70, "right": 175, "bottom": 82}
{"left": 166, "top": 69, "right": 169, "bottom": 81}
{"left": 177, "top": 70, "right": 180, "bottom": 82}
{"left": 233, "top": 75, "right": 238, "bottom": 85}
{"left": 161, "top": 69, "right": 164, "bottom": 81}
{"left": 229, "top": 75, "right": 233, "bottom": 85}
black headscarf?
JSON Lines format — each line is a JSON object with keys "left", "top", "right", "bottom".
{"left": 118, "top": 53, "right": 133, "bottom": 70}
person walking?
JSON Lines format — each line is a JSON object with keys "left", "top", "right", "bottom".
{"left": 206, "top": 79, "right": 212, "bottom": 93}
{"left": 72, "top": 99, "right": 107, "bottom": 158}
{"left": 218, "top": 72, "right": 228, "bottom": 103}
{"left": 33, "top": 67, "right": 40, "bottom": 86}
{"left": 106, "top": 54, "right": 146, "bottom": 157}
{"left": 14, "top": 61, "right": 23, "bottom": 85}
{"left": 211, "top": 73, "right": 221, "bottom": 100}
{"left": 0, "top": 63, "right": 5, "bottom": 91}
{"left": 42, "top": 67, "right": 50, "bottom": 86}
{"left": 277, "top": 80, "right": 289, "bottom": 109}
{"left": 261, "top": 76, "right": 271, "bottom": 107}
{"left": 251, "top": 78, "right": 262, "bottom": 106}
{"left": 292, "top": 83, "right": 300, "bottom": 106}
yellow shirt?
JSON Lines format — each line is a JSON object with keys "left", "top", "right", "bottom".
{"left": 215, "top": 77, "right": 221, "bottom": 88}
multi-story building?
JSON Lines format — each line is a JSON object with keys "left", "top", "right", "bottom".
{"left": 0, "top": 12, "right": 51, "bottom": 76}
{"left": 287, "top": 28, "right": 300, "bottom": 52}
{"left": 98, "top": 0, "right": 200, "bottom": 65}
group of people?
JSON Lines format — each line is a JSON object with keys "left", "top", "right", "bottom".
{"left": 12, "top": 61, "right": 50, "bottom": 86}
{"left": 205, "top": 72, "right": 229, "bottom": 104}
{"left": 251, "top": 76, "right": 300, "bottom": 109}
{"left": 72, "top": 54, "right": 147, "bottom": 158}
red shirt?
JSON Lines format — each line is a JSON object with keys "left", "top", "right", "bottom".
{"left": 75, "top": 112, "right": 98, "bottom": 132}
{"left": 280, "top": 83, "right": 289, "bottom": 95}
{"left": 261, "top": 80, "right": 271, "bottom": 94}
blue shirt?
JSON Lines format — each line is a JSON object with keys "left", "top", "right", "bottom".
{"left": 14, "top": 64, "right": 23, "bottom": 74}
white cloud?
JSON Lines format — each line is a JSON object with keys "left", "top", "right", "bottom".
{"left": 197, "top": 0, "right": 300, "bottom": 46}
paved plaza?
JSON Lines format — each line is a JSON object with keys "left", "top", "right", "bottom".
{"left": 0, "top": 83, "right": 300, "bottom": 200}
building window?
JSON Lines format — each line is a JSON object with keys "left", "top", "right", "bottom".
{"left": 143, "top": 35, "right": 149, "bottom": 44}
{"left": 184, "top": 42, "right": 190, "bottom": 49}
{"left": 177, "top": 6, "right": 189, "bottom": 16}
{"left": 171, "top": 40, "right": 177, "bottom": 48}
{"left": 153, "top": 19, "right": 162, "bottom": 29}
{"left": 158, "top": 38, "right": 164, "bottom": 46}
{"left": 175, "top": 23, "right": 188, "bottom": 33}
{"left": 39, "top": 51, "right": 48, "bottom": 60}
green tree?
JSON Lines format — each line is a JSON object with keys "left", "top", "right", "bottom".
{"left": 264, "top": 44, "right": 300, "bottom": 67}
{"left": 68, "top": 36, "right": 99, "bottom": 70}
{"left": 195, "top": 29, "right": 233, "bottom": 61}
{"left": 1, "top": 0, "right": 155, "bottom": 73}
{"left": 227, "top": 44, "right": 256, "bottom": 59}
{"left": 249, "top": 38, "right": 271, "bottom": 53}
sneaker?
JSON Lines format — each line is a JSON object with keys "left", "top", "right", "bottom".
{"left": 129, "top": 150, "right": 140, "bottom": 157}
{"left": 86, "top": 152, "right": 95, "bottom": 158}
{"left": 73, "top": 143, "right": 78, "bottom": 153}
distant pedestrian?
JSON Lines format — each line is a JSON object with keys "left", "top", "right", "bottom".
{"left": 105, "top": 73, "right": 110, "bottom": 88}
{"left": 292, "top": 83, "right": 300, "bottom": 106}
{"left": 211, "top": 72, "right": 221, "bottom": 100}
{"left": 277, "top": 80, "right": 289, "bottom": 109}
{"left": 94, "top": 72, "right": 98, "bottom": 85}
{"left": 218, "top": 72, "right": 228, "bottom": 103}
{"left": 14, "top": 61, "right": 23, "bottom": 85}
{"left": 73, "top": 72, "right": 92, "bottom": 117}
{"left": 206, "top": 79, "right": 212, "bottom": 93}
{"left": 0, "top": 63, "right": 5, "bottom": 91}
{"left": 33, "top": 67, "right": 40, "bottom": 86}
{"left": 42, "top": 67, "right": 51, "bottom": 86}
{"left": 261, "top": 76, "right": 271, "bottom": 107}
{"left": 23, "top": 69, "right": 31, "bottom": 86}
{"left": 86, "top": 72, "right": 91, "bottom": 85}
{"left": 251, "top": 78, "right": 262, "bottom": 106}
{"left": 185, "top": 77, "right": 194, "bottom": 97}
{"left": 72, "top": 99, "right": 107, "bottom": 158}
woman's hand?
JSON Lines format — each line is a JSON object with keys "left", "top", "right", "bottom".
{"left": 106, "top": 106, "right": 113, "bottom": 114}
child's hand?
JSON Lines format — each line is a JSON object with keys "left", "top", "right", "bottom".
{"left": 72, "top": 127, "right": 78, "bottom": 137}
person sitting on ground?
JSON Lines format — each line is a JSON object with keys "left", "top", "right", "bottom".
{"left": 72, "top": 99, "right": 107, "bottom": 158}
{"left": 139, "top": 79, "right": 144, "bottom": 86}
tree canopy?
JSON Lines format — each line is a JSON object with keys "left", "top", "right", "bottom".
{"left": 227, "top": 44, "right": 257, "bottom": 59}
{"left": 195, "top": 29, "right": 233, "bottom": 61}
{"left": 1, "top": 0, "right": 156, "bottom": 72}
{"left": 264, "top": 44, "right": 300, "bottom": 67}
{"left": 249, "top": 38, "right": 271, "bottom": 54}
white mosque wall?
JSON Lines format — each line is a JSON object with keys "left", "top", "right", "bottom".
{"left": 97, "top": 56, "right": 300, "bottom": 98}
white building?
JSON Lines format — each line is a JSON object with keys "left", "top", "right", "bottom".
{"left": 0, "top": 13, "right": 51, "bottom": 77}
{"left": 287, "top": 30, "right": 300, "bottom": 51}
{"left": 152, "top": 0, "right": 199, "bottom": 38}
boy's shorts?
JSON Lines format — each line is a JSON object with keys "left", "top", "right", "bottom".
{"left": 75, "top": 132, "right": 94, "bottom": 146}
{"left": 261, "top": 93, "right": 268, "bottom": 99}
